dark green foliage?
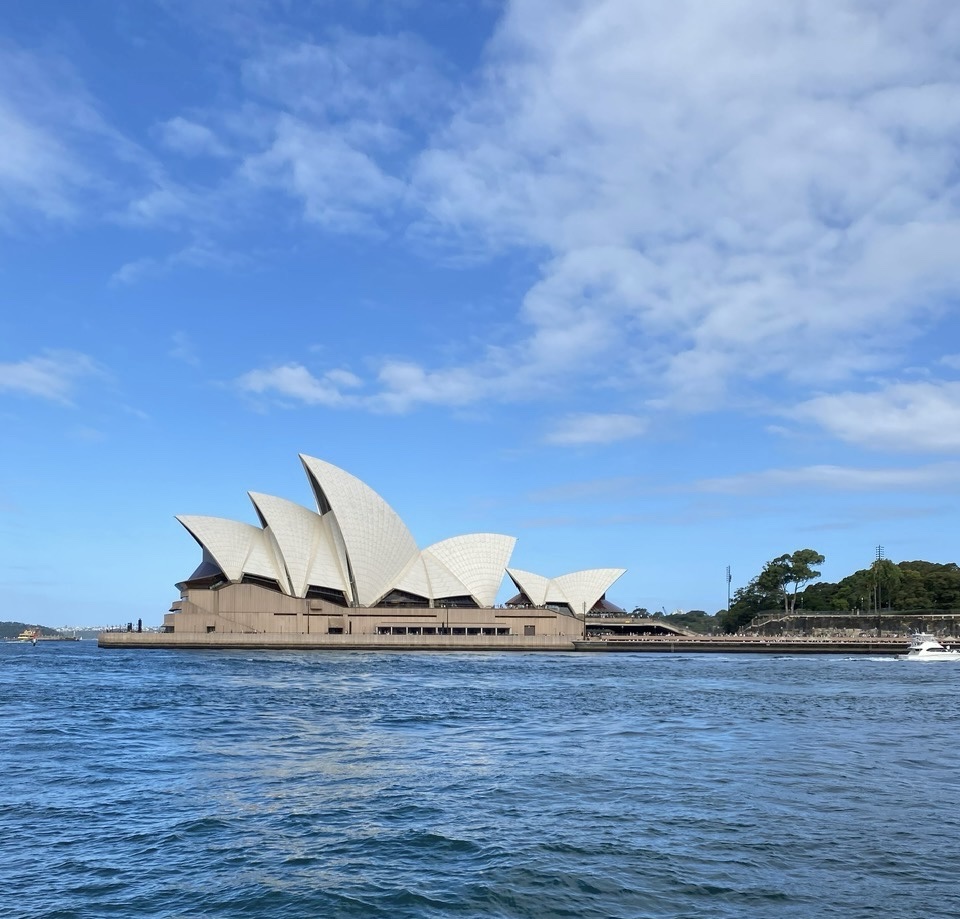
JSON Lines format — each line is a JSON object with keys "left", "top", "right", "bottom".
{"left": 720, "top": 549, "right": 825, "bottom": 632}
{"left": 660, "top": 609, "right": 717, "bottom": 634}
{"left": 801, "top": 560, "right": 960, "bottom": 612}
{"left": 721, "top": 556, "right": 960, "bottom": 632}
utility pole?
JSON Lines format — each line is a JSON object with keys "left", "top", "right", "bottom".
{"left": 726, "top": 565, "right": 732, "bottom": 613}
{"left": 875, "top": 545, "right": 884, "bottom": 612}
{"left": 875, "top": 545, "right": 884, "bottom": 634}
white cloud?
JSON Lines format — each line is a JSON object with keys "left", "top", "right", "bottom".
{"left": 157, "top": 0, "right": 960, "bottom": 435}
{"left": 119, "top": 183, "right": 198, "bottom": 228}
{"left": 545, "top": 413, "right": 647, "bottom": 446}
{"left": 403, "top": 0, "right": 960, "bottom": 409}
{"left": 794, "top": 382, "right": 960, "bottom": 452}
{"left": 156, "top": 116, "right": 231, "bottom": 158}
{"left": 0, "top": 351, "right": 104, "bottom": 404}
{"left": 110, "top": 242, "right": 241, "bottom": 286}
{"left": 236, "top": 363, "right": 356, "bottom": 407}
{"left": 324, "top": 368, "right": 363, "bottom": 389}
{"left": 14, "top": 3, "right": 960, "bottom": 434}
{"left": 0, "top": 50, "right": 97, "bottom": 226}
{"left": 0, "top": 43, "right": 153, "bottom": 229}
{"left": 241, "top": 115, "right": 405, "bottom": 232}
{"left": 527, "top": 476, "right": 642, "bottom": 502}
{"left": 241, "top": 32, "right": 450, "bottom": 128}
{"left": 696, "top": 462, "right": 960, "bottom": 495}
{"left": 235, "top": 355, "right": 546, "bottom": 414}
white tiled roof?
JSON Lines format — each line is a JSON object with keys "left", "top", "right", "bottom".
{"left": 248, "top": 492, "right": 350, "bottom": 599}
{"left": 508, "top": 566, "right": 626, "bottom": 614}
{"left": 506, "top": 568, "right": 551, "bottom": 607}
{"left": 421, "top": 552, "right": 471, "bottom": 600}
{"left": 393, "top": 555, "right": 432, "bottom": 600}
{"left": 177, "top": 456, "right": 624, "bottom": 610}
{"left": 425, "top": 534, "right": 516, "bottom": 607}
{"left": 299, "top": 455, "right": 419, "bottom": 607}
{"left": 552, "top": 568, "right": 627, "bottom": 616}
{"left": 176, "top": 515, "right": 285, "bottom": 586}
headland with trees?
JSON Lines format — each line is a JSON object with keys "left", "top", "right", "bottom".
{"left": 637, "top": 550, "right": 960, "bottom": 635}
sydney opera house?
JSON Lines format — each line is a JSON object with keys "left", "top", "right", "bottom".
{"left": 152, "top": 455, "right": 626, "bottom": 648}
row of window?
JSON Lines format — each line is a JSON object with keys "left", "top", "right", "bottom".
{"left": 375, "top": 626, "right": 517, "bottom": 636}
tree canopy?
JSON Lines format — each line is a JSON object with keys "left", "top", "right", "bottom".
{"left": 718, "top": 554, "right": 960, "bottom": 632}
{"left": 721, "top": 549, "right": 824, "bottom": 632}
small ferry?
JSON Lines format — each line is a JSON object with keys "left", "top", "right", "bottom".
{"left": 897, "top": 632, "right": 960, "bottom": 661}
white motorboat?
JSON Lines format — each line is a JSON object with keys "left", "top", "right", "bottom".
{"left": 897, "top": 632, "right": 960, "bottom": 661}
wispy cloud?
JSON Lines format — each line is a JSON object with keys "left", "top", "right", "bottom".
{"left": 794, "top": 382, "right": 960, "bottom": 452}
{"left": 241, "top": 116, "right": 405, "bottom": 232}
{"left": 156, "top": 116, "right": 232, "bottom": 158}
{"left": 402, "top": 0, "right": 960, "bottom": 410}
{"left": 236, "top": 363, "right": 360, "bottom": 407}
{"left": 0, "top": 42, "right": 152, "bottom": 230}
{"left": 0, "top": 351, "right": 104, "bottom": 404}
{"left": 695, "top": 462, "right": 960, "bottom": 495}
{"left": 544, "top": 413, "right": 647, "bottom": 446}
{"left": 527, "top": 476, "right": 643, "bottom": 503}
{"left": 110, "top": 241, "right": 242, "bottom": 286}
{"left": 230, "top": 1, "right": 960, "bottom": 419}
{"left": 11, "top": 1, "right": 960, "bottom": 445}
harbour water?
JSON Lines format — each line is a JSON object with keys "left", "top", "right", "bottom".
{"left": 2, "top": 641, "right": 958, "bottom": 918}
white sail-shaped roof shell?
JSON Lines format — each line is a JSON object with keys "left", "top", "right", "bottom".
{"left": 424, "top": 534, "right": 516, "bottom": 608}
{"left": 176, "top": 515, "right": 286, "bottom": 587}
{"left": 507, "top": 568, "right": 551, "bottom": 607}
{"left": 391, "top": 553, "right": 473, "bottom": 602}
{"left": 177, "top": 456, "right": 625, "bottom": 611}
{"left": 248, "top": 492, "right": 351, "bottom": 600}
{"left": 300, "top": 454, "right": 419, "bottom": 607}
{"left": 392, "top": 555, "right": 434, "bottom": 600}
{"left": 552, "top": 568, "right": 627, "bottom": 616}
{"left": 421, "top": 552, "right": 473, "bottom": 600}
{"left": 508, "top": 566, "right": 626, "bottom": 614}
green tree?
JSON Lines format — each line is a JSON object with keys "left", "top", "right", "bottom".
{"left": 761, "top": 549, "right": 825, "bottom": 614}
{"left": 871, "top": 558, "right": 902, "bottom": 610}
{"left": 720, "top": 579, "right": 780, "bottom": 632}
{"left": 720, "top": 549, "right": 826, "bottom": 633}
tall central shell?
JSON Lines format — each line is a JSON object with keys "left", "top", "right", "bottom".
{"left": 299, "top": 454, "right": 420, "bottom": 607}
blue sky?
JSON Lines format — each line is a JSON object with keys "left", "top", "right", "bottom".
{"left": 3, "top": 0, "right": 960, "bottom": 627}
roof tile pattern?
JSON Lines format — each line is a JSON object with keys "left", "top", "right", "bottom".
{"left": 421, "top": 552, "right": 473, "bottom": 599}
{"left": 393, "top": 555, "right": 432, "bottom": 600}
{"left": 506, "top": 568, "right": 551, "bottom": 607}
{"left": 508, "top": 567, "right": 626, "bottom": 615}
{"left": 425, "top": 534, "right": 516, "bottom": 607}
{"left": 248, "top": 493, "right": 350, "bottom": 599}
{"left": 176, "top": 516, "right": 285, "bottom": 587}
{"left": 553, "top": 568, "right": 627, "bottom": 616}
{"left": 299, "top": 455, "right": 420, "bottom": 607}
{"left": 177, "top": 456, "right": 624, "bottom": 610}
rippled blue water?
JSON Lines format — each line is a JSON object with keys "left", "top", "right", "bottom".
{"left": 2, "top": 642, "right": 958, "bottom": 918}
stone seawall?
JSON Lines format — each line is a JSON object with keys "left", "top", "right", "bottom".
{"left": 98, "top": 632, "right": 577, "bottom": 652}
{"left": 573, "top": 637, "right": 906, "bottom": 654}
{"left": 99, "top": 632, "right": 912, "bottom": 654}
